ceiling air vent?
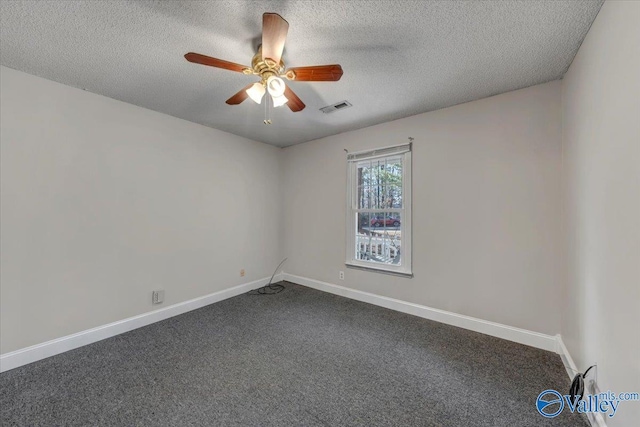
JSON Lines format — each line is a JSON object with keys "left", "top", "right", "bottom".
{"left": 320, "top": 100, "right": 352, "bottom": 114}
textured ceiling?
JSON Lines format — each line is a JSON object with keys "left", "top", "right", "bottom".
{"left": 0, "top": 0, "right": 603, "bottom": 147}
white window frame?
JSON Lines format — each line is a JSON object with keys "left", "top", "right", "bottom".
{"left": 345, "top": 143, "right": 412, "bottom": 277}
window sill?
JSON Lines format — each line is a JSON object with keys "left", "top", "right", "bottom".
{"left": 345, "top": 262, "right": 413, "bottom": 278}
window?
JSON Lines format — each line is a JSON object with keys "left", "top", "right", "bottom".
{"left": 346, "top": 143, "right": 412, "bottom": 276}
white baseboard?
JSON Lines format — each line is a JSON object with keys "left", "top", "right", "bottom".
{"left": 555, "top": 335, "right": 607, "bottom": 427}
{"left": 0, "top": 275, "right": 281, "bottom": 373}
{"left": 283, "top": 273, "right": 558, "bottom": 352}
{"left": 556, "top": 334, "right": 579, "bottom": 378}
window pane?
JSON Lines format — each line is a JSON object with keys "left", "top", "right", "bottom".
{"left": 356, "top": 161, "right": 371, "bottom": 209}
{"left": 356, "top": 212, "right": 402, "bottom": 265}
{"left": 357, "top": 156, "right": 402, "bottom": 210}
{"left": 385, "top": 184, "right": 402, "bottom": 208}
{"left": 356, "top": 212, "right": 372, "bottom": 261}
{"left": 384, "top": 212, "right": 402, "bottom": 265}
{"left": 384, "top": 159, "right": 402, "bottom": 208}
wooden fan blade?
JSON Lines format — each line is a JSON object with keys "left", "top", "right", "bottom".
{"left": 262, "top": 13, "right": 289, "bottom": 64}
{"left": 286, "top": 65, "right": 343, "bottom": 81}
{"left": 185, "top": 52, "right": 249, "bottom": 73}
{"left": 284, "top": 85, "right": 305, "bottom": 112}
{"left": 226, "top": 84, "right": 254, "bottom": 105}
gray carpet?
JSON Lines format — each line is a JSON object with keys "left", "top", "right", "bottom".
{"left": 1, "top": 282, "right": 587, "bottom": 426}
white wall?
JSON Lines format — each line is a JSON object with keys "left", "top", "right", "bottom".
{"left": 0, "top": 66, "right": 282, "bottom": 354}
{"left": 561, "top": 1, "right": 640, "bottom": 425}
{"left": 281, "top": 81, "right": 563, "bottom": 335}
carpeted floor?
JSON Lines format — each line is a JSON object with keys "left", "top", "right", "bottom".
{"left": 1, "top": 282, "right": 587, "bottom": 426}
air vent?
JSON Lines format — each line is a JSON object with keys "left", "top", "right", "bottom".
{"left": 320, "top": 100, "right": 352, "bottom": 114}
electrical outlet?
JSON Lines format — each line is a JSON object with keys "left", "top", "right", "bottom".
{"left": 152, "top": 290, "right": 164, "bottom": 305}
{"left": 339, "top": 271, "right": 345, "bottom": 280}
{"left": 240, "top": 269, "right": 245, "bottom": 277}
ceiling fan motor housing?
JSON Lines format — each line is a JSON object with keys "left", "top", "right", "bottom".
{"left": 247, "top": 46, "right": 287, "bottom": 86}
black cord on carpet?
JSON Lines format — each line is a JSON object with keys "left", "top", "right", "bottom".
{"left": 248, "top": 282, "right": 285, "bottom": 295}
{"left": 248, "top": 258, "right": 287, "bottom": 295}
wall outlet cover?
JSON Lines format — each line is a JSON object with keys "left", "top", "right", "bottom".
{"left": 152, "top": 290, "right": 165, "bottom": 304}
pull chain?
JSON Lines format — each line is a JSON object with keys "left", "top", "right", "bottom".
{"left": 264, "top": 93, "right": 272, "bottom": 125}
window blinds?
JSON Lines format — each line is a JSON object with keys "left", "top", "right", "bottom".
{"left": 347, "top": 143, "right": 411, "bottom": 162}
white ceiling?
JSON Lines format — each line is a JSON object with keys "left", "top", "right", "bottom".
{"left": 0, "top": 0, "right": 603, "bottom": 147}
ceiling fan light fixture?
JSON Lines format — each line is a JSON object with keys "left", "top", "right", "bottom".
{"left": 266, "top": 75, "right": 286, "bottom": 97}
{"left": 271, "top": 93, "right": 289, "bottom": 108}
{"left": 246, "top": 82, "right": 266, "bottom": 104}
{"left": 185, "top": 12, "right": 343, "bottom": 116}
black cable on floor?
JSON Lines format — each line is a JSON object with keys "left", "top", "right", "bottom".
{"left": 248, "top": 258, "right": 287, "bottom": 295}
{"left": 248, "top": 281, "right": 285, "bottom": 295}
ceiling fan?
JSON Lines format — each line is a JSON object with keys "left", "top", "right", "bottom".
{"left": 185, "top": 12, "right": 343, "bottom": 122}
